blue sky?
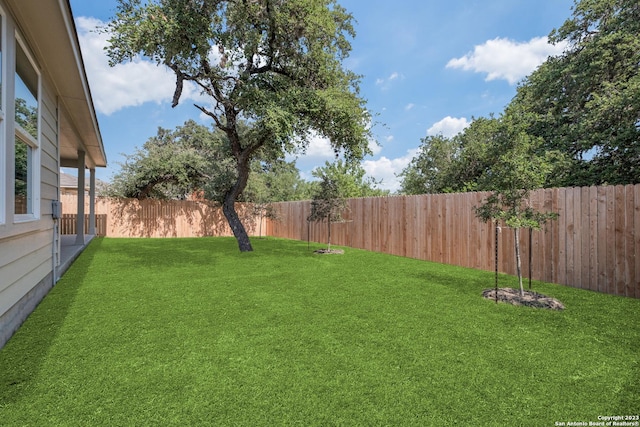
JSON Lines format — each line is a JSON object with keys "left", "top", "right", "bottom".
{"left": 68, "top": 0, "right": 575, "bottom": 192}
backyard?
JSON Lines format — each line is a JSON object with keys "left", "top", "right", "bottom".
{"left": 0, "top": 237, "right": 638, "bottom": 426}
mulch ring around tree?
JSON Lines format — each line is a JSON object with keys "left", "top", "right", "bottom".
{"left": 313, "top": 249, "right": 345, "bottom": 255}
{"left": 482, "top": 288, "right": 565, "bottom": 310}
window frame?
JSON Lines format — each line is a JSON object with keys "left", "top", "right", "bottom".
{"left": 13, "top": 31, "right": 40, "bottom": 222}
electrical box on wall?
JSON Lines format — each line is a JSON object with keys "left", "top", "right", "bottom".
{"left": 52, "top": 200, "right": 61, "bottom": 219}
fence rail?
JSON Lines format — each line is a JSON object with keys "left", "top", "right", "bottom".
{"left": 267, "top": 185, "right": 640, "bottom": 299}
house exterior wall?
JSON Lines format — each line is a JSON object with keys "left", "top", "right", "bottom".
{"left": 0, "top": 2, "right": 60, "bottom": 349}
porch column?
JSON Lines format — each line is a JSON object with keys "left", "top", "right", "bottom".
{"left": 75, "top": 151, "right": 86, "bottom": 245}
{"left": 88, "top": 168, "right": 96, "bottom": 235}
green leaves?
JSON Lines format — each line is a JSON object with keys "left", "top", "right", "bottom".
{"left": 512, "top": 0, "right": 640, "bottom": 186}
{"left": 106, "top": 0, "right": 369, "bottom": 154}
{"left": 311, "top": 160, "right": 388, "bottom": 198}
{"left": 308, "top": 174, "right": 347, "bottom": 225}
{"left": 107, "top": 119, "right": 314, "bottom": 204}
{"left": 107, "top": 120, "right": 219, "bottom": 200}
{"left": 402, "top": 0, "right": 639, "bottom": 193}
{"left": 473, "top": 120, "right": 559, "bottom": 235}
{"left": 399, "top": 117, "right": 501, "bottom": 195}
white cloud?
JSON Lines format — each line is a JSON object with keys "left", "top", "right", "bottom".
{"left": 446, "top": 36, "right": 567, "bottom": 85}
{"left": 76, "top": 17, "right": 205, "bottom": 115}
{"left": 405, "top": 103, "right": 415, "bottom": 111}
{"left": 363, "top": 149, "right": 419, "bottom": 192}
{"left": 291, "top": 132, "right": 383, "bottom": 168}
{"left": 284, "top": 132, "right": 337, "bottom": 173}
{"left": 427, "top": 116, "right": 470, "bottom": 137}
{"left": 305, "top": 134, "right": 336, "bottom": 158}
{"left": 367, "top": 137, "right": 382, "bottom": 156}
{"left": 375, "top": 71, "right": 404, "bottom": 90}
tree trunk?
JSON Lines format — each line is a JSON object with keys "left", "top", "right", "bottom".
{"left": 222, "top": 147, "right": 254, "bottom": 252}
{"left": 222, "top": 193, "right": 253, "bottom": 252}
{"left": 514, "top": 229, "right": 523, "bottom": 296}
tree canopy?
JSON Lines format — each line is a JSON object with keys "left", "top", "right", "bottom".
{"left": 508, "top": 0, "right": 640, "bottom": 186}
{"left": 398, "top": 117, "right": 501, "bottom": 195}
{"left": 107, "top": 119, "right": 313, "bottom": 204}
{"left": 106, "top": 0, "right": 371, "bottom": 251}
{"left": 107, "top": 120, "right": 216, "bottom": 200}
{"left": 311, "top": 160, "right": 389, "bottom": 198}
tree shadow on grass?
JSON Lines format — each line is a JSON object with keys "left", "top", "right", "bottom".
{"left": 410, "top": 263, "right": 494, "bottom": 293}
{"left": 92, "top": 237, "right": 236, "bottom": 272}
{"left": 0, "top": 238, "right": 103, "bottom": 406}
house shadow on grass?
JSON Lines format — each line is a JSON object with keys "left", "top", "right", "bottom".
{"left": 0, "top": 238, "right": 103, "bottom": 406}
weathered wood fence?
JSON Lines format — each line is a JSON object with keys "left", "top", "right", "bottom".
{"left": 60, "top": 185, "right": 639, "bottom": 298}
{"left": 267, "top": 185, "right": 640, "bottom": 299}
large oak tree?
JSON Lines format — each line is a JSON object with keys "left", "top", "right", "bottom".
{"left": 508, "top": 0, "right": 640, "bottom": 186}
{"left": 105, "top": 0, "right": 371, "bottom": 251}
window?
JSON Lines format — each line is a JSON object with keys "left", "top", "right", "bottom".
{"left": 13, "top": 36, "right": 39, "bottom": 219}
{"left": 14, "top": 132, "right": 32, "bottom": 214}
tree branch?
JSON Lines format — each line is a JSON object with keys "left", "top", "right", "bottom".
{"left": 167, "top": 63, "right": 184, "bottom": 108}
{"left": 194, "top": 103, "right": 228, "bottom": 131}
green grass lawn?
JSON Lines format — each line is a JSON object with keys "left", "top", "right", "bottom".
{"left": 1, "top": 237, "right": 638, "bottom": 426}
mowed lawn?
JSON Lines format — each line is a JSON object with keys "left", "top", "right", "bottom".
{"left": 1, "top": 237, "right": 638, "bottom": 426}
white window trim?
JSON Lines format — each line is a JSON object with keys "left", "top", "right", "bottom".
{"left": 0, "top": 9, "right": 5, "bottom": 226}
{"left": 13, "top": 31, "right": 41, "bottom": 223}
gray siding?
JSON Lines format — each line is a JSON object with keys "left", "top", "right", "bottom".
{"left": 0, "top": 49, "right": 59, "bottom": 347}
{"left": 41, "top": 77, "right": 59, "bottom": 216}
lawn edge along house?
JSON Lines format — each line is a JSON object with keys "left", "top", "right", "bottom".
{"left": 0, "top": 0, "right": 106, "bottom": 349}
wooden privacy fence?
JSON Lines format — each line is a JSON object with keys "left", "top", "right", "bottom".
{"left": 59, "top": 186, "right": 639, "bottom": 298}
{"left": 59, "top": 195, "right": 265, "bottom": 238}
{"left": 267, "top": 185, "right": 640, "bottom": 299}
{"left": 60, "top": 214, "right": 108, "bottom": 236}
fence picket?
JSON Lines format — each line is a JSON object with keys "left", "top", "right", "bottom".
{"left": 588, "top": 186, "right": 598, "bottom": 292}
{"left": 597, "top": 187, "right": 608, "bottom": 293}
{"left": 624, "top": 185, "right": 635, "bottom": 297}
{"left": 614, "top": 186, "right": 626, "bottom": 295}
{"left": 580, "top": 186, "right": 590, "bottom": 290}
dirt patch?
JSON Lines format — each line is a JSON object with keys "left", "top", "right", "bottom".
{"left": 313, "top": 249, "right": 345, "bottom": 255}
{"left": 483, "top": 288, "right": 565, "bottom": 310}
